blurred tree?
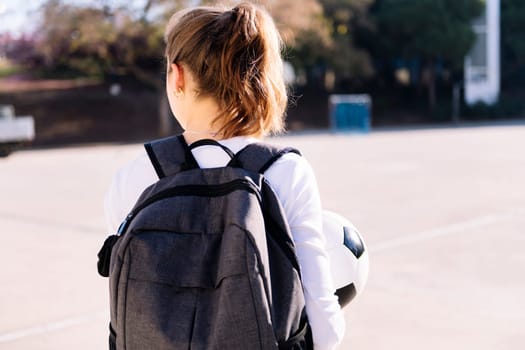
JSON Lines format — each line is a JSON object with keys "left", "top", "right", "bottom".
{"left": 501, "top": 0, "right": 525, "bottom": 87}
{"left": 360, "top": 0, "right": 484, "bottom": 110}
{"left": 284, "top": 0, "right": 374, "bottom": 90}
{"left": 319, "top": 0, "right": 374, "bottom": 87}
{"left": 0, "top": 33, "right": 39, "bottom": 68}
{"left": 37, "top": 0, "right": 323, "bottom": 83}
{"left": 35, "top": 0, "right": 187, "bottom": 135}
{"left": 34, "top": 0, "right": 330, "bottom": 135}
{"left": 35, "top": 0, "right": 180, "bottom": 82}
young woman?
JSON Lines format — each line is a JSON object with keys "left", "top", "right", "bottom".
{"left": 104, "top": 3, "right": 345, "bottom": 349}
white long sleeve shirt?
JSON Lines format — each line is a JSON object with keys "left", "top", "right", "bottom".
{"left": 104, "top": 136, "right": 345, "bottom": 350}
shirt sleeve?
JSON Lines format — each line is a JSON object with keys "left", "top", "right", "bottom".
{"left": 104, "top": 152, "right": 158, "bottom": 234}
{"left": 264, "top": 153, "right": 346, "bottom": 350}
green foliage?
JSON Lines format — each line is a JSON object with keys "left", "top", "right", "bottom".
{"left": 0, "top": 59, "right": 22, "bottom": 78}
{"left": 34, "top": 0, "right": 183, "bottom": 85}
{"left": 501, "top": 0, "right": 525, "bottom": 86}
{"left": 33, "top": 0, "right": 331, "bottom": 88}
{"left": 353, "top": 0, "right": 484, "bottom": 111}
{"left": 371, "top": 0, "right": 484, "bottom": 67}
{"left": 321, "top": 0, "right": 374, "bottom": 78}
{"left": 286, "top": 0, "right": 374, "bottom": 88}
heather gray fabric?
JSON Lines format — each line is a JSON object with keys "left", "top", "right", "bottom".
{"left": 107, "top": 136, "right": 310, "bottom": 349}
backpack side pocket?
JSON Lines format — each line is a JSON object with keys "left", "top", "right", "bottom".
{"left": 109, "top": 323, "right": 117, "bottom": 350}
{"left": 278, "top": 317, "right": 313, "bottom": 350}
{"left": 98, "top": 235, "right": 120, "bottom": 277}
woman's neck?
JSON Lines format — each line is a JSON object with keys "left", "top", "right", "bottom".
{"left": 182, "top": 96, "right": 223, "bottom": 143}
{"left": 183, "top": 129, "right": 223, "bottom": 143}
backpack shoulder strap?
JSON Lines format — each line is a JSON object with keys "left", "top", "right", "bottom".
{"left": 229, "top": 142, "right": 301, "bottom": 174}
{"left": 144, "top": 135, "right": 198, "bottom": 178}
{"left": 231, "top": 143, "right": 304, "bottom": 275}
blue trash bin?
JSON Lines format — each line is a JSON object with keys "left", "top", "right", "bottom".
{"left": 329, "top": 95, "right": 371, "bottom": 133}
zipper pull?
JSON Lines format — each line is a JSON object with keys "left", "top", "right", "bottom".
{"left": 117, "top": 213, "right": 133, "bottom": 236}
{"left": 98, "top": 212, "right": 133, "bottom": 277}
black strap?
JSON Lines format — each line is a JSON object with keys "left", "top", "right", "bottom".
{"left": 144, "top": 135, "right": 199, "bottom": 178}
{"left": 228, "top": 143, "right": 301, "bottom": 174}
{"left": 145, "top": 136, "right": 301, "bottom": 178}
{"left": 188, "top": 139, "right": 235, "bottom": 159}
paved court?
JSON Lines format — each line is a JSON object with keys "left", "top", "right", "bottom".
{"left": 0, "top": 124, "right": 524, "bottom": 349}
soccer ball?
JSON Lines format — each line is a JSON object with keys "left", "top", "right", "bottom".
{"left": 323, "top": 210, "right": 369, "bottom": 308}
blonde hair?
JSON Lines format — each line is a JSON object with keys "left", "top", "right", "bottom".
{"left": 164, "top": 2, "right": 287, "bottom": 138}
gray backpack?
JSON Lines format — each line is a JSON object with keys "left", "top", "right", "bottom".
{"left": 98, "top": 135, "right": 312, "bottom": 350}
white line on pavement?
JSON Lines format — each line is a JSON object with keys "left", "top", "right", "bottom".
{"left": 0, "top": 311, "right": 108, "bottom": 343}
{"left": 0, "top": 211, "right": 102, "bottom": 235}
{"left": 369, "top": 208, "right": 525, "bottom": 253}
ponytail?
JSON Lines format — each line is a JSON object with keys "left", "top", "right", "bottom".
{"left": 164, "top": 2, "right": 287, "bottom": 138}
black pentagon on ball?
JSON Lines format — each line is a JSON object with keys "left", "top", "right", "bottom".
{"left": 335, "top": 283, "right": 357, "bottom": 308}
{"left": 343, "top": 226, "right": 365, "bottom": 258}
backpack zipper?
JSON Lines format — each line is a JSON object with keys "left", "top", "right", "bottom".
{"left": 117, "top": 178, "right": 261, "bottom": 236}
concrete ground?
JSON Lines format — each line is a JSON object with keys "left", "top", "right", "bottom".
{"left": 0, "top": 124, "right": 524, "bottom": 349}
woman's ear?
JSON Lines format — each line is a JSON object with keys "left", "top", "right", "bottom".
{"left": 168, "top": 62, "right": 185, "bottom": 93}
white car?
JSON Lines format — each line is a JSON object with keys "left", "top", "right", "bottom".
{"left": 0, "top": 105, "right": 35, "bottom": 157}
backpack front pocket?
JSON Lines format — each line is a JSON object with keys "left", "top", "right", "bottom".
{"left": 123, "top": 228, "right": 270, "bottom": 350}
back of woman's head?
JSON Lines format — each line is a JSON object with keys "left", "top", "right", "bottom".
{"left": 164, "top": 2, "right": 287, "bottom": 138}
